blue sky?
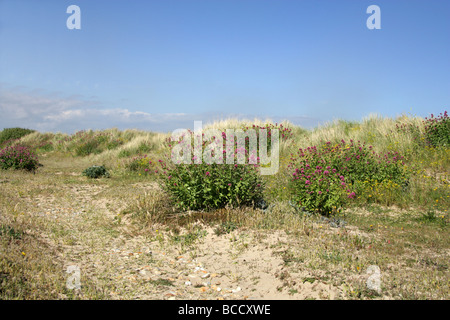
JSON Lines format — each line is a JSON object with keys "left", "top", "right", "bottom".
{"left": 0, "top": 0, "right": 449, "bottom": 133}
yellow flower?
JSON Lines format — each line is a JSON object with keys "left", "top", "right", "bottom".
{"left": 21, "top": 252, "right": 26, "bottom": 256}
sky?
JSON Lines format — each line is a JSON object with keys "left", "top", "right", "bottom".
{"left": 0, "top": 0, "right": 449, "bottom": 133}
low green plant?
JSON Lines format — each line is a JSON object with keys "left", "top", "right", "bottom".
{"left": 214, "top": 221, "right": 238, "bottom": 235}
{"left": 0, "top": 225, "right": 23, "bottom": 239}
{"left": 170, "top": 228, "right": 207, "bottom": 247}
{"left": 82, "top": 165, "right": 110, "bottom": 179}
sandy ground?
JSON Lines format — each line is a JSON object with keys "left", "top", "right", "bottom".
{"left": 26, "top": 182, "right": 346, "bottom": 300}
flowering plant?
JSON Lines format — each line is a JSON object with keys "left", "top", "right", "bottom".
{"left": 289, "top": 140, "right": 408, "bottom": 215}
{"left": 424, "top": 111, "right": 449, "bottom": 147}
{"left": 0, "top": 145, "right": 40, "bottom": 171}
{"left": 159, "top": 161, "right": 264, "bottom": 210}
{"left": 159, "top": 127, "right": 269, "bottom": 210}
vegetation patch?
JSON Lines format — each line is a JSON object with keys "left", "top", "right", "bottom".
{"left": 82, "top": 165, "right": 110, "bottom": 179}
{"left": 0, "top": 145, "right": 40, "bottom": 171}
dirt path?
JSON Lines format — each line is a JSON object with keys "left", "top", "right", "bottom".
{"left": 27, "top": 181, "right": 344, "bottom": 300}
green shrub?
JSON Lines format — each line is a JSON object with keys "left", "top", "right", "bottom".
{"left": 289, "top": 140, "right": 408, "bottom": 215}
{"left": 158, "top": 127, "right": 273, "bottom": 211}
{"left": 0, "top": 128, "right": 35, "bottom": 146}
{"left": 0, "top": 145, "right": 40, "bottom": 171}
{"left": 424, "top": 111, "right": 450, "bottom": 147}
{"left": 159, "top": 161, "right": 264, "bottom": 211}
{"left": 82, "top": 165, "right": 110, "bottom": 179}
{"left": 396, "top": 111, "right": 450, "bottom": 148}
{"left": 289, "top": 145, "right": 349, "bottom": 215}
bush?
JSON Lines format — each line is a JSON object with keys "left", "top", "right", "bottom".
{"left": 82, "top": 165, "right": 110, "bottom": 179}
{"left": 289, "top": 145, "right": 350, "bottom": 215}
{"left": 160, "top": 126, "right": 269, "bottom": 210}
{"left": 289, "top": 140, "right": 408, "bottom": 215}
{"left": 396, "top": 111, "right": 450, "bottom": 148}
{"left": 0, "top": 128, "right": 35, "bottom": 146}
{"left": 424, "top": 111, "right": 450, "bottom": 147}
{"left": 159, "top": 162, "right": 264, "bottom": 210}
{"left": 0, "top": 145, "right": 40, "bottom": 171}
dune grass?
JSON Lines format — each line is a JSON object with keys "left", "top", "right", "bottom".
{"left": 1, "top": 113, "right": 448, "bottom": 299}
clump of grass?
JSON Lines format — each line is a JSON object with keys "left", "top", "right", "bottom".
{"left": 121, "top": 188, "right": 172, "bottom": 225}
{"left": 214, "top": 221, "right": 238, "bottom": 235}
{"left": 0, "top": 224, "right": 23, "bottom": 239}
{"left": 148, "top": 278, "right": 174, "bottom": 287}
{"left": 169, "top": 227, "right": 207, "bottom": 248}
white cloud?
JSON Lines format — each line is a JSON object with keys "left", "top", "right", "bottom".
{"left": 0, "top": 85, "right": 318, "bottom": 133}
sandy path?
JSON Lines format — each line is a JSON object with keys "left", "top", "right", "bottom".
{"left": 27, "top": 181, "right": 344, "bottom": 300}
